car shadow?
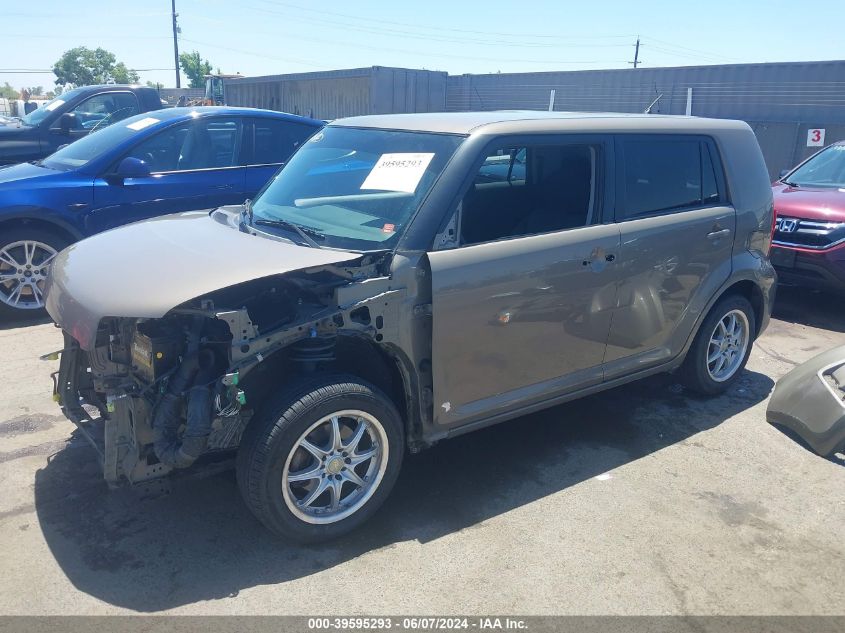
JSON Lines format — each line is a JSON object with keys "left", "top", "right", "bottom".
{"left": 34, "top": 370, "right": 773, "bottom": 611}
{"left": 0, "top": 313, "right": 51, "bottom": 331}
{"left": 772, "top": 285, "right": 845, "bottom": 333}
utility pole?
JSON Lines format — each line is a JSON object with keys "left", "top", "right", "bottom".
{"left": 171, "top": 0, "right": 181, "bottom": 88}
{"left": 630, "top": 36, "right": 641, "bottom": 69}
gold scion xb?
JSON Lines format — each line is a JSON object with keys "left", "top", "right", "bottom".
{"left": 45, "top": 111, "right": 776, "bottom": 542}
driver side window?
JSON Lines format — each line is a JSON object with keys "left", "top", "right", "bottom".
{"left": 71, "top": 92, "right": 139, "bottom": 130}
{"left": 123, "top": 118, "right": 243, "bottom": 173}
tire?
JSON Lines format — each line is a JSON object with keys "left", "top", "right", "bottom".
{"left": 236, "top": 374, "right": 404, "bottom": 543}
{"left": 681, "top": 294, "right": 756, "bottom": 395}
{"left": 0, "top": 227, "right": 70, "bottom": 321}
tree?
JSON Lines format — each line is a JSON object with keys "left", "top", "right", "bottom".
{"left": 23, "top": 86, "right": 44, "bottom": 97}
{"left": 179, "top": 51, "right": 213, "bottom": 89}
{"left": 111, "top": 62, "right": 139, "bottom": 84}
{"left": 0, "top": 83, "right": 20, "bottom": 100}
{"left": 52, "top": 47, "right": 139, "bottom": 87}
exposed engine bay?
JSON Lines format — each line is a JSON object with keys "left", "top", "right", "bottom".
{"left": 51, "top": 254, "right": 408, "bottom": 486}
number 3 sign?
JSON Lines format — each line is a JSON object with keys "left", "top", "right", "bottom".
{"left": 807, "top": 129, "right": 825, "bottom": 147}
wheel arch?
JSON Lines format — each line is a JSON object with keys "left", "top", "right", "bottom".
{"left": 721, "top": 279, "right": 766, "bottom": 338}
{"left": 681, "top": 275, "right": 768, "bottom": 365}
{"left": 0, "top": 213, "right": 83, "bottom": 245}
{"left": 238, "top": 333, "right": 418, "bottom": 447}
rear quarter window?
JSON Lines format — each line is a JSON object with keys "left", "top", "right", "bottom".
{"left": 250, "top": 118, "right": 319, "bottom": 166}
{"left": 619, "top": 136, "right": 726, "bottom": 220}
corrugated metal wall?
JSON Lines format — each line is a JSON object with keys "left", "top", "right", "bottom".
{"left": 222, "top": 62, "right": 844, "bottom": 177}
{"left": 446, "top": 61, "right": 845, "bottom": 121}
{"left": 446, "top": 61, "right": 845, "bottom": 178}
{"left": 224, "top": 67, "right": 447, "bottom": 120}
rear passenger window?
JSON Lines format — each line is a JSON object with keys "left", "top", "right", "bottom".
{"left": 250, "top": 119, "right": 317, "bottom": 166}
{"left": 621, "top": 138, "right": 722, "bottom": 219}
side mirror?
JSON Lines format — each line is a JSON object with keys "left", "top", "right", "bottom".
{"left": 114, "top": 157, "right": 151, "bottom": 180}
{"left": 779, "top": 169, "right": 791, "bottom": 180}
{"left": 52, "top": 112, "right": 77, "bottom": 135}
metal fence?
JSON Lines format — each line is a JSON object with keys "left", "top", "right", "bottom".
{"left": 224, "top": 67, "right": 447, "bottom": 120}
{"left": 446, "top": 61, "right": 845, "bottom": 178}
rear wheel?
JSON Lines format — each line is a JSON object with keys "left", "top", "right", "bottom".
{"left": 681, "top": 294, "right": 756, "bottom": 395}
{"left": 236, "top": 374, "right": 404, "bottom": 542}
{"left": 0, "top": 227, "right": 69, "bottom": 320}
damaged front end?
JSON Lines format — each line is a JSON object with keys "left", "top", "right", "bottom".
{"left": 50, "top": 254, "right": 393, "bottom": 487}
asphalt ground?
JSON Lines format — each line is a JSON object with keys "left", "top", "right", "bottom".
{"left": 0, "top": 285, "right": 843, "bottom": 615}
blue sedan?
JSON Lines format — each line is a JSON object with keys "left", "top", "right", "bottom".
{"left": 0, "top": 107, "right": 323, "bottom": 317}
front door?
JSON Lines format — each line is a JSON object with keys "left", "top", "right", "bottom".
{"left": 88, "top": 117, "right": 246, "bottom": 234}
{"left": 428, "top": 137, "right": 619, "bottom": 429}
{"left": 603, "top": 135, "right": 736, "bottom": 377}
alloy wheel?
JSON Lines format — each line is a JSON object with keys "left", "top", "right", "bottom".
{"left": 706, "top": 309, "right": 750, "bottom": 382}
{"left": 281, "top": 409, "right": 389, "bottom": 525}
{"left": 0, "top": 240, "right": 58, "bottom": 310}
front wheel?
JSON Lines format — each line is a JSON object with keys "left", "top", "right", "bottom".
{"left": 236, "top": 375, "right": 404, "bottom": 542}
{"left": 681, "top": 294, "right": 756, "bottom": 395}
{"left": 0, "top": 227, "right": 69, "bottom": 320}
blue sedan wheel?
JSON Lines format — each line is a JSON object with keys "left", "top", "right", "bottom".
{"left": 0, "top": 229, "right": 67, "bottom": 317}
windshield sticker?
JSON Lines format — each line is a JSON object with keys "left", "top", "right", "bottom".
{"left": 126, "top": 117, "right": 160, "bottom": 131}
{"left": 382, "top": 223, "right": 396, "bottom": 233}
{"left": 360, "top": 153, "right": 434, "bottom": 193}
{"left": 44, "top": 100, "right": 65, "bottom": 111}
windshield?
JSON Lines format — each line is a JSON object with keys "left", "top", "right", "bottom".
{"left": 251, "top": 126, "right": 464, "bottom": 251}
{"left": 20, "top": 88, "right": 84, "bottom": 126}
{"left": 40, "top": 111, "right": 165, "bottom": 171}
{"left": 786, "top": 144, "right": 845, "bottom": 188}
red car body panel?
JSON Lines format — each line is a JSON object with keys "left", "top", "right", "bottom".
{"left": 772, "top": 183, "right": 845, "bottom": 223}
{"left": 771, "top": 170, "right": 845, "bottom": 291}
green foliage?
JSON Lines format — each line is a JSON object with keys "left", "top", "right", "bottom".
{"left": 0, "top": 83, "right": 20, "bottom": 100}
{"left": 179, "top": 51, "right": 213, "bottom": 89}
{"left": 52, "top": 47, "right": 139, "bottom": 87}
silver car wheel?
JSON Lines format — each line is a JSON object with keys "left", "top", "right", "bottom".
{"left": 706, "top": 309, "right": 750, "bottom": 382}
{"left": 282, "top": 409, "right": 389, "bottom": 525}
{"left": 0, "top": 240, "right": 58, "bottom": 310}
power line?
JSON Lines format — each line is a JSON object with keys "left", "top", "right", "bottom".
{"left": 0, "top": 68, "right": 175, "bottom": 73}
{"left": 178, "top": 36, "right": 627, "bottom": 69}
{"left": 255, "top": 0, "right": 634, "bottom": 41}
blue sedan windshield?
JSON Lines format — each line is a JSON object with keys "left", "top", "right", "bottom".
{"left": 41, "top": 112, "right": 166, "bottom": 171}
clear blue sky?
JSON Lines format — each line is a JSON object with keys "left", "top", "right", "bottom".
{"left": 2, "top": 0, "right": 843, "bottom": 91}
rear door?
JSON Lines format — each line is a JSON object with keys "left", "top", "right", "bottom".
{"left": 242, "top": 118, "right": 320, "bottom": 197}
{"left": 428, "top": 135, "right": 619, "bottom": 430}
{"left": 88, "top": 117, "right": 246, "bottom": 233}
{"left": 603, "top": 135, "right": 735, "bottom": 378}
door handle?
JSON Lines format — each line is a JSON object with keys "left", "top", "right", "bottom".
{"left": 213, "top": 184, "right": 234, "bottom": 190}
{"left": 707, "top": 228, "right": 731, "bottom": 240}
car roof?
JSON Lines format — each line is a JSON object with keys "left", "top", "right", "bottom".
{"left": 136, "top": 106, "right": 322, "bottom": 125}
{"left": 330, "top": 110, "right": 750, "bottom": 136}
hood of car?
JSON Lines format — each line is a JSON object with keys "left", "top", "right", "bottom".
{"left": 45, "top": 209, "right": 360, "bottom": 350}
{"left": 772, "top": 182, "right": 845, "bottom": 222}
{"left": 0, "top": 161, "right": 57, "bottom": 185}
